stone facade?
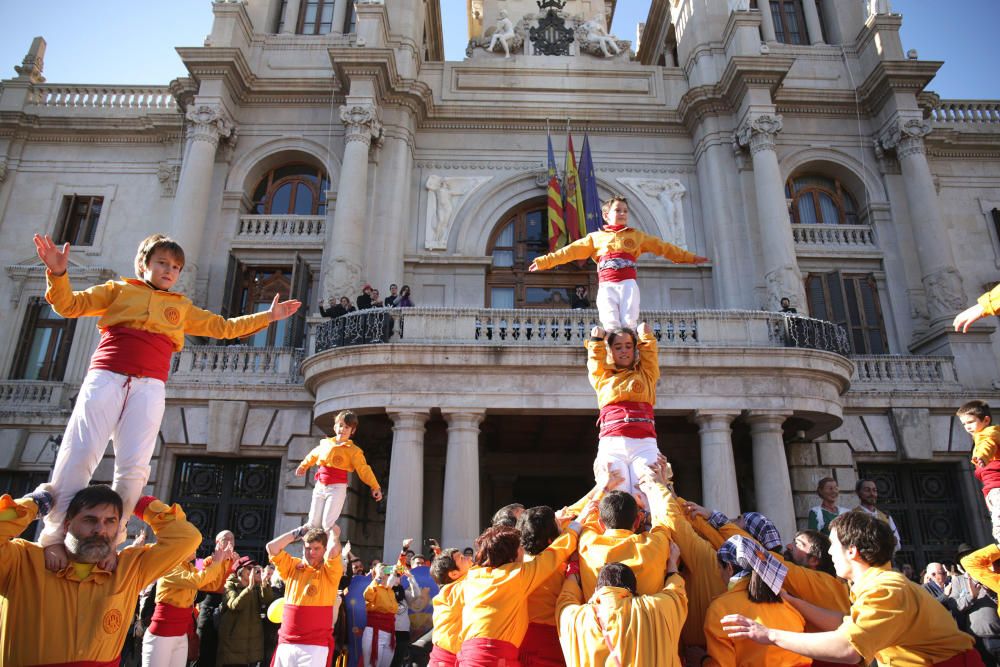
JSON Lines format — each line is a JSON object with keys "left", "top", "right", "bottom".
{"left": 0, "top": 0, "right": 999, "bottom": 566}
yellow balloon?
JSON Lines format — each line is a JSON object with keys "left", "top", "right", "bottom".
{"left": 267, "top": 597, "right": 285, "bottom": 624}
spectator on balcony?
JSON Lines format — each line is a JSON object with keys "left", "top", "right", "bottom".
{"left": 571, "top": 284, "right": 591, "bottom": 309}
{"left": 358, "top": 285, "right": 374, "bottom": 310}
{"left": 371, "top": 289, "right": 384, "bottom": 308}
{"left": 396, "top": 285, "right": 414, "bottom": 308}
{"left": 780, "top": 297, "right": 798, "bottom": 314}
{"left": 807, "top": 477, "right": 850, "bottom": 536}
{"left": 321, "top": 296, "right": 353, "bottom": 320}
{"left": 384, "top": 284, "right": 399, "bottom": 307}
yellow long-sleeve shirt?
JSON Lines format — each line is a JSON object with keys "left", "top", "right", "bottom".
{"left": 979, "top": 283, "right": 1000, "bottom": 316}
{"left": 579, "top": 522, "right": 671, "bottom": 600}
{"left": 300, "top": 438, "right": 381, "bottom": 491}
{"left": 961, "top": 544, "right": 1000, "bottom": 596}
{"left": 0, "top": 494, "right": 201, "bottom": 665}
{"left": 460, "top": 530, "right": 578, "bottom": 646}
{"left": 154, "top": 556, "right": 232, "bottom": 608}
{"left": 524, "top": 556, "right": 564, "bottom": 626}
{"left": 432, "top": 578, "right": 466, "bottom": 655}
{"left": 46, "top": 270, "right": 270, "bottom": 351}
{"left": 270, "top": 549, "right": 343, "bottom": 607}
{"left": 365, "top": 580, "right": 399, "bottom": 614}
{"left": 533, "top": 227, "right": 699, "bottom": 272}
{"left": 973, "top": 425, "right": 1000, "bottom": 466}
{"left": 557, "top": 574, "right": 688, "bottom": 667}
{"left": 703, "top": 579, "right": 810, "bottom": 667}
{"left": 586, "top": 328, "right": 659, "bottom": 408}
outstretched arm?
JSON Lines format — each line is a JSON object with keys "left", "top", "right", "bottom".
{"left": 954, "top": 284, "right": 1000, "bottom": 332}
{"left": 721, "top": 615, "right": 861, "bottom": 664}
{"left": 267, "top": 525, "right": 308, "bottom": 558}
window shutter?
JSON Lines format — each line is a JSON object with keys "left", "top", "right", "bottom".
{"left": 54, "top": 195, "right": 76, "bottom": 245}
{"left": 9, "top": 298, "right": 42, "bottom": 379}
{"left": 286, "top": 253, "right": 310, "bottom": 348}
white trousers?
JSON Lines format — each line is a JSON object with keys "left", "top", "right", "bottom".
{"left": 595, "top": 436, "right": 660, "bottom": 501}
{"left": 141, "top": 631, "right": 187, "bottom": 667}
{"left": 307, "top": 481, "right": 348, "bottom": 532}
{"left": 362, "top": 627, "right": 394, "bottom": 667}
{"left": 988, "top": 488, "right": 1000, "bottom": 544}
{"left": 273, "top": 643, "right": 330, "bottom": 666}
{"left": 40, "top": 369, "right": 165, "bottom": 547}
{"left": 595, "top": 279, "right": 640, "bottom": 331}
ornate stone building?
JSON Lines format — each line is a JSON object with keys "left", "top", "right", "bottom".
{"left": 1, "top": 0, "right": 998, "bottom": 567}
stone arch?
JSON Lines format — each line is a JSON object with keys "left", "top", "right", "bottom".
{"left": 225, "top": 136, "right": 342, "bottom": 197}
{"left": 779, "top": 147, "right": 887, "bottom": 207}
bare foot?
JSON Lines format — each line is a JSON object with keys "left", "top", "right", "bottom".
{"left": 43, "top": 543, "right": 69, "bottom": 572}
{"left": 98, "top": 549, "right": 119, "bottom": 572}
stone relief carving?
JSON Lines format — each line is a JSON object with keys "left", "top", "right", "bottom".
{"left": 735, "top": 114, "right": 784, "bottom": 155}
{"left": 765, "top": 264, "right": 805, "bottom": 312}
{"left": 425, "top": 175, "right": 492, "bottom": 251}
{"left": 489, "top": 11, "right": 517, "bottom": 57}
{"left": 577, "top": 14, "right": 623, "bottom": 58}
{"left": 185, "top": 105, "right": 234, "bottom": 147}
{"left": 877, "top": 118, "right": 931, "bottom": 159}
{"left": 923, "top": 267, "right": 965, "bottom": 321}
{"left": 617, "top": 177, "right": 688, "bottom": 246}
{"left": 157, "top": 163, "right": 180, "bottom": 197}
{"left": 323, "top": 257, "right": 363, "bottom": 311}
{"left": 340, "top": 104, "right": 383, "bottom": 146}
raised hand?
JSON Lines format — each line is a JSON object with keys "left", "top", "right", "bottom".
{"left": 267, "top": 293, "right": 303, "bottom": 322}
{"left": 402, "top": 538, "right": 414, "bottom": 550}
{"left": 294, "top": 465, "right": 307, "bottom": 477}
{"left": 691, "top": 255, "right": 710, "bottom": 264}
{"left": 528, "top": 261, "right": 539, "bottom": 272}
{"left": 590, "top": 326, "right": 606, "bottom": 339}
{"left": 637, "top": 322, "right": 651, "bottom": 338}
{"left": 953, "top": 303, "right": 985, "bottom": 333}
{"left": 33, "top": 234, "right": 70, "bottom": 276}
{"left": 721, "top": 614, "right": 773, "bottom": 644}
{"left": 372, "top": 488, "right": 383, "bottom": 502}
{"left": 683, "top": 500, "right": 710, "bottom": 520}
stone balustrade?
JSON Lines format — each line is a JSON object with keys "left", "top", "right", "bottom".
{"left": 791, "top": 224, "right": 876, "bottom": 249}
{"left": 26, "top": 85, "right": 179, "bottom": 112}
{"left": 0, "top": 381, "right": 71, "bottom": 413}
{"left": 170, "top": 345, "right": 304, "bottom": 384}
{"left": 850, "top": 354, "right": 960, "bottom": 390}
{"left": 929, "top": 100, "right": 1000, "bottom": 124}
{"left": 236, "top": 215, "right": 326, "bottom": 245}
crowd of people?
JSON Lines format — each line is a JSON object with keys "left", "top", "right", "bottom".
{"left": 320, "top": 283, "right": 415, "bottom": 320}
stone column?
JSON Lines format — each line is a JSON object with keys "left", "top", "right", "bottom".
{"left": 802, "top": 0, "right": 825, "bottom": 44}
{"left": 694, "top": 120, "right": 743, "bottom": 308}
{"left": 747, "top": 411, "right": 796, "bottom": 542}
{"left": 322, "top": 103, "right": 381, "bottom": 302}
{"left": 441, "top": 410, "right": 486, "bottom": 551}
{"left": 383, "top": 410, "right": 430, "bottom": 562}
{"left": 366, "top": 114, "right": 415, "bottom": 293}
{"left": 694, "top": 411, "right": 740, "bottom": 517}
{"left": 735, "top": 113, "right": 805, "bottom": 311}
{"left": 757, "top": 0, "right": 778, "bottom": 43}
{"left": 281, "top": 0, "right": 302, "bottom": 34}
{"left": 332, "top": 0, "right": 350, "bottom": 33}
{"left": 170, "top": 104, "right": 234, "bottom": 300}
{"left": 877, "top": 118, "right": 964, "bottom": 324}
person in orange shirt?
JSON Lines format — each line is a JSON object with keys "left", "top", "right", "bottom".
{"left": 296, "top": 409, "right": 383, "bottom": 533}
{"left": 0, "top": 483, "right": 202, "bottom": 665}
{"left": 458, "top": 511, "right": 587, "bottom": 666}
{"left": 959, "top": 401, "right": 1000, "bottom": 544}
{"left": 429, "top": 548, "right": 471, "bottom": 666}
{"left": 961, "top": 543, "right": 1000, "bottom": 598}
{"left": 141, "top": 541, "right": 234, "bottom": 666}
{"left": 363, "top": 564, "right": 401, "bottom": 667}
{"left": 954, "top": 284, "right": 1000, "bottom": 332}
{"left": 267, "top": 525, "right": 344, "bottom": 667}
{"left": 516, "top": 505, "right": 567, "bottom": 667}
{"left": 33, "top": 232, "right": 300, "bottom": 570}
{"left": 723, "top": 511, "right": 980, "bottom": 666}
{"left": 529, "top": 194, "right": 708, "bottom": 330}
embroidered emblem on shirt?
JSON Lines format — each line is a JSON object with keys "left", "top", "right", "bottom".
{"left": 330, "top": 453, "right": 347, "bottom": 468}
{"left": 102, "top": 608, "right": 124, "bottom": 634}
{"left": 630, "top": 381, "right": 644, "bottom": 393}
{"left": 163, "top": 306, "right": 181, "bottom": 325}
{"left": 621, "top": 238, "right": 637, "bottom": 250}
{"left": 305, "top": 583, "right": 319, "bottom": 596}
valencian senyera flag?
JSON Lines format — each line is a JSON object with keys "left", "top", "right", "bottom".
{"left": 563, "top": 132, "right": 587, "bottom": 242}
{"left": 579, "top": 132, "right": 602, "bottom": 235}
{"left": 546, "top": 131, "right": 567, "bottom": 251}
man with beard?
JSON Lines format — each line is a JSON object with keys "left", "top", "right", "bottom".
{"left": 0, "top": 483, "right": 201, "bottom": 665}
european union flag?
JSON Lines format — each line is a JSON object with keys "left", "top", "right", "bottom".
{"left": 579, "top": 133, "right": 602, "bottom": 234}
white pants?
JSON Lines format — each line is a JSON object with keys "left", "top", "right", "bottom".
{"left": 596, "top": 279, "right": 640, "bottom": 331}
{"left": 141, "top": 631, "right": 187, "bottom": 667}
{"left": 988, "top": 488, "right": 1000, "bottom": 544}
{"left": 273, "top": 643, "right": 329, "bottom": 666}
{"left": 307, "top": 481, "right": 348, "bottom": 532}
{"left": 40, "top": 369, "right": 165, "bottom": 547}
{"left": 595, "top": 436, "right": 660, "bottom": 501}
{"left": 362, "top": 627, "right": 394, "bottom": 667}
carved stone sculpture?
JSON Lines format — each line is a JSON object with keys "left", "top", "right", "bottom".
{"left": 616, "top": 177, "right": 687, "bottom": 245}
{"left": 489, "top": 11, "right": 516, "bottom": 57}
{"left": 425, "top": 175, "right": 491, "bottom": 250}
{"left": 578, "top": 15, "right": 623, "bottom": 58}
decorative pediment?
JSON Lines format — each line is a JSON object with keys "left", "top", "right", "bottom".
{"left": 5, "top": 256, "right": 118, "bottom": 307}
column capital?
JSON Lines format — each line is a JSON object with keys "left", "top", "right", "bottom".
{"left": 387, "top": 409, "right": 431, "bottom": 431}
{"left": 877, "top": 117, "right": 930, "bottom": 159}
{"left": 735, "top": 113, "right": 783, "bottom": 155}
{"left": 745, "top": 410, "right": 792, "bottom": 432}
{"left": 340, "top": 103, "right": 383, "bottom": 147}
{"left": 443, "top": 409, "right": 487, "bottom": 431}
{"left": 185, "top": 104, "right": 235, "bottom": 147}
{"left": 692, "top": 410, "right": 739, "bottom": 429}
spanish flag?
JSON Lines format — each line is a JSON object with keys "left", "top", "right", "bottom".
{"left": 564, "top": 132, "right": 587, "bottom": 242}
{"left": 546, "top": 132, "right": 567, "bottom": 251}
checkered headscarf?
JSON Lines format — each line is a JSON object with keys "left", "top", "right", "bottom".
{"left": 741, "top": 512, "right": 783, "bottom": 551}
{"left": 717, "top": 534, "right": 788, "bottom": 595}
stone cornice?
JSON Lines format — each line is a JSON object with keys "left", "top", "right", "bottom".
{"left": 328, "top": 47, "right": 435, "bottom": 122}
{"left": 857, "top": 60, "right": 942, "bottom": 117}
{"left": 678, "top": 56, "right": 794, "bottom": 132}
{"left": 175, "top": 46, "right": 256, "bottom": 101}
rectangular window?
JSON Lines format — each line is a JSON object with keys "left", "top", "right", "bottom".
{"left": 771, "top": 0, "right": 808, "bottom": 45}
{"left": 806, "top": 272, "right": 887, "bottom": 354}
{"left": 992, "top": 208, "right": 1000, "bottom": 253}
{"left": 222, "top": 255, "right": 310, "bottom": 348}
{"left": 9, "top": 297, "right": 77, "bottom": 381}
{"left": 54, "top": 195, "right": 103, "bottom": 246}
{"left": 299, "top": 0, "right": 336, "bottom": 35}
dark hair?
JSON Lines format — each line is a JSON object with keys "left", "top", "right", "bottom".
{"left": 335, "top": 410, "right": 358, "bottom": 428}
{"left": 829, "top": 511, "right": 894, "bottom": 567}
{"left": 958, "top": 400, "right": 992, "bottom": 422}
{"left": 599, "top": 491, "right": 638, "bottom": 530}
{"left": 491, "top": 503, "right": 525, "bottom": 528}
{"left": 303, "top": 528, "right": 329, "bottom": 548}
{"left": 816, "top": 477, "right": 837, "bottom": 494}
{"left": 134, "top": 233, "right": 185, "bottom": 278}
{"left": 855, "top": 478, "right": 876, "bottom": 495}
{"left": 516, "top": 506, "right": 559, "bottom": 556}
{"left": 430, "top": 549, "right": 460, "bottom": 585}
{"left": 796, "top": 530, "right": 835, "bottom": 576}
{"left": 601, "top": 194, "right": 629, "bottom": 216}
{"left": 412, "top": 553, "right": 427, "bottom": 562}
{"left": 473, "top": 526, "right": 521, "bottom": 568}
{"left": 606, "top": 327, "right": 637, "bottom": 349}
{"left": 596, "top": 562, "right": 637, "bottom": 596}
{"left": 65, "top": 484, "right": 123, "bottom": 522}
{"left": 747, "top": 571, "right": 782, "bottom": 604}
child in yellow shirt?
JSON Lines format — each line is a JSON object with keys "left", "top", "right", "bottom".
{"left": 295, "top": 410, "right": 382, "bottom": 532}
{"left": 960, "top": 400, "right": 1000, "bottom": 543}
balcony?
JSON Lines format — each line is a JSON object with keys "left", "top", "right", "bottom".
{"left": 25, "top": 85, "right": 179, "bottom": 116}
{"left": 169, "top": 345, "right": 304, "bottom": 385}
{"left": 0, "top": 381, "right": 73, "bottom": 416}
{"left": 850, "top": 355, "right": 961, "bottom": 392}
{"left": 929, "top": 100, "right": 1000, "bottom": 125}
{"left": 791, "top": 224, "right": 879, "bottom": 256}
{"left": 234, "top": 215, "right": 325, "bottom": 248}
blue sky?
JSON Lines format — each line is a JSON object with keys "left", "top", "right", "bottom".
{"left": 0, "top": 0, "right": 997, "bottom": 98}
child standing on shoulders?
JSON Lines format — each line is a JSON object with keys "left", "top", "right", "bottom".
{"left": 961, "top": 400, "right": 1000, "bottom": 543}
{"left": 33, "top": 233, "right": 301, "bottom": 571}
{"left": 296, "top": 410, "right": 383, "bottom": 532}
{"left": 529, "top": 194, "right": 708, "bottom": 330}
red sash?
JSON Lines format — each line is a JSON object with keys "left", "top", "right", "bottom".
{"left": 31, "top": 662, "right": 119, "bottom": 667}
{"left": 429, "top": 645, "right": 458, "bottom": 667}
{"left": 457, "top": 638, "right": 521, "bottom": 667}
{"left": 274, "top": 604, "right": 334, "bottom": 667}
{"left": 517, "top": 622, "right": 564, "bottom": 666}
{"left": 90, "top": 325, "right": 173, "bottom": 382}
{"left": 366, "top": 611, "right": 397, "bottom": 665}
{"left": 975, "top": 462, "right": 1000, "bottom": 497}
{"left": 934, "top": 648, "right": 986, "bottom": 667}
{"left": 316, "top": 466, "right": 349, "bottom": 485}
{"left": 148, "top": 602, "right": 196, "bottom": 637}
{"left": 598, "top": 401, "right": 656, "bottom": 439}
{"left": 597, "top": 251, "right": 637, "bottom": 283}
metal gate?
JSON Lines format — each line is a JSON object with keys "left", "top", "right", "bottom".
{"left": 857, "top": 462, "right": 973, "bottom": 571}
{"left": 170, "top": 457, "right": 280, "bottom": 563}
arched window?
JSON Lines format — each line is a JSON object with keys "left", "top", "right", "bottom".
{"left": 485, "top": 199, "right": 596, "bottom": 308}
{"left": 786, "top": 175, "right": 859, "bottom": 225}
{"left": 250, "top": 163, "right": 329, "bottom": 215}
